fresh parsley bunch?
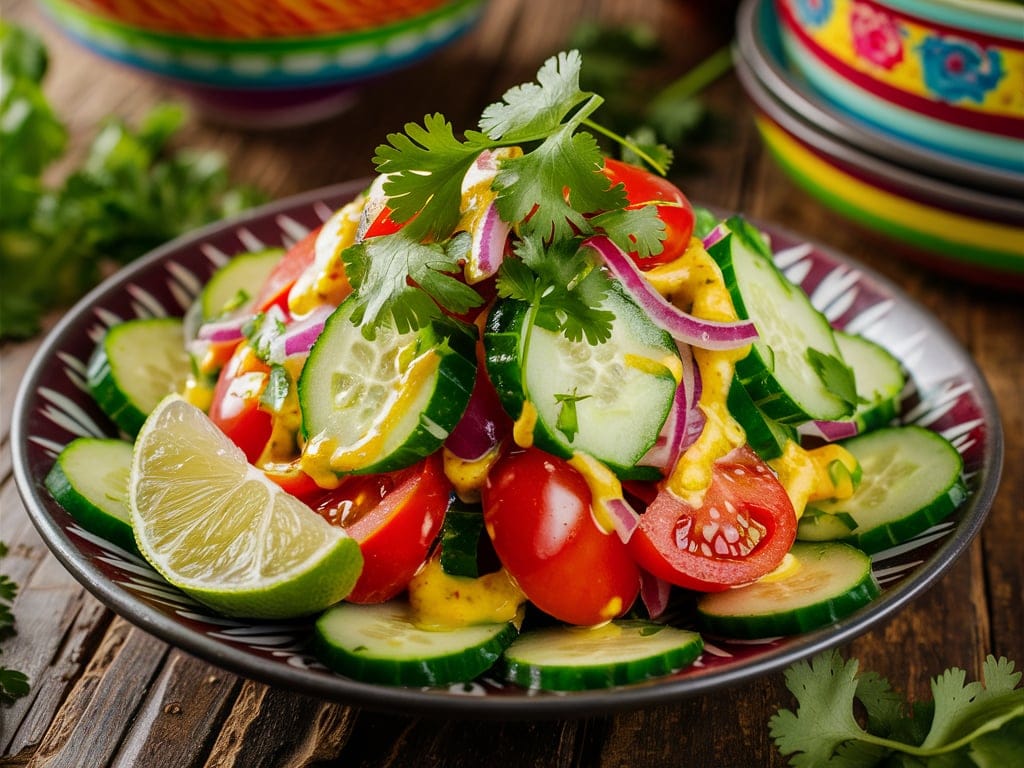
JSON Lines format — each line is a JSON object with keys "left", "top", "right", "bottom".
{"left": 0, "top": 22, "right": 266, "bottom": 340}
{"left": 771, "top": 650, "right": 1024, "bottom": 766}
{"left": 342, "top": 50, "right": 670, "bottom": 344}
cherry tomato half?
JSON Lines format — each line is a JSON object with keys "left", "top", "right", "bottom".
{"left": 312, "top": 454, "right": 451, "bottom": 604}
{"left": 628, "top": 445, "right": 797, "bottom": 592}
{"left": 208, "top": 342, "right": 273, "bottom": 464}
{"left": 482, "top": 447, "right": 640, "bottom": 625}
{"left": 601, "top": 158, "right": 696, "bottom": 270}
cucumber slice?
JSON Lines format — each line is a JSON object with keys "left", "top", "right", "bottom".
{"left": 484, "top": 271, "right": 679, "bottom": 480}
{"left": 798, "top": 425, "right": 967, "bottom": 553}
{"left": 44, "top": 437, "right": 136, "bottom": 553}
{"left": 200, "top": 248, "right": 284, "bottom": 320}
{"left": 501, "top": 620, "right": 703, "bottom": 691}
{"left": 439, "top": 499, "right": 485, "bottom": 578}
{"left": 726, "top": 374, "right": 798, "bottom": 460}
{"left": 697, "top": 542, "right": 880, "bottom": 638}
{"left": 708, "top": 221, "right": 856, "bottom": 423}
{"left": 299, "top": 298, "right": 477, "bottom": 476}
{"left": 835, "top": 331, "right": 904, "bottom": 433}
{"left": 87, "top": 317, "right": 190, "bottom": 437}
{"left": 313, "top": 601, "right": 517, "bottom": 687}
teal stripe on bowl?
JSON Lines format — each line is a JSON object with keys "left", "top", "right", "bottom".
{"left": 881, "top": 0, "right": 1024, "bottom": 38}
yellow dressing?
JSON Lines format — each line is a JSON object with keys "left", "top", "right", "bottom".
{"left": 288, "top": 197, "right": 363, "bottom": 317}
{"left": 758, "top": 551, "right": 800, "bottom": 583}
{"left": 770, "top": 441, "right": 860, "bottom": 518}
{"left": 568, "top": 451, "right": 627, "bottom": 535}
{"left": 256, "top": 356, "right": 306, "bottom": 468}
{"left": 407, "top": 556, "right": 527, "bottom": 630}
{"left": 646, "top": 238, "right": 751, "bottom": 506}
{"left": 443, "top": 445, "right": 502, "bottom": 502}
{"left": 512, "top": 400, "right": 538, "bottom": 448}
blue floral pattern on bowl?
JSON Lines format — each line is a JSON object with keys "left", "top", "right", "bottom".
{"left": 918, "top": 37, "right": 1004, "bottom": 104}
{"left": 795, "top": 0, "right": 834, "bottom": 27}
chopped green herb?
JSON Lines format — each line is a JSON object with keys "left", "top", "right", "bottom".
{"left": 554, "top": 390, "right": 590, "bottom": 442}
{"left": 0, "top": 542, "right": 29, "bottom": 703}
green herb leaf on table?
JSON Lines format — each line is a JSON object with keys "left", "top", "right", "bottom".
{"left": 0, "top": 23, "right": 266, "bottom": 340}
{"left": 770, "top": 650, "right": 1024, "bottom": 767}
{"left": 0, "top": 542, "right": 30, "bottom": 703}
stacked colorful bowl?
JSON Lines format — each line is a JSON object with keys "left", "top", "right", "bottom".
{"left": 733, "top": 0, "right": 1024, "bottom": 289}
{"left": 38, "top": 0, "right": 487, "bottom": 127}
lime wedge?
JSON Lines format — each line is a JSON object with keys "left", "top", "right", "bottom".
{"left": 129, "top": 395, "right": 362, "bottom": 618}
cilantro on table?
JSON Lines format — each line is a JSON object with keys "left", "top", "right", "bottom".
{"left": 770, "top": 650, "right": 1024, "bottom": 767}
{"left": 345, "top": 49, "right": 668, "bottom": 342}
{"left": 0, "top": 543, "right": 29, "bottom": 704}
{"left": 0, "top": 22, "right": 266, "bottom": 340}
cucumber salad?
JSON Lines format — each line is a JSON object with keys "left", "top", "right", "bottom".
{"left": 45, "top": 51, "right": 969, "bottom": 692}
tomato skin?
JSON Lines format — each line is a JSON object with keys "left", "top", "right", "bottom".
{"left": 482, "top": 447, "right": 640, "bottom": 625}
{"left": 628, "top": 446, "right": 797, "bottom": 592}
{"left": 255, "top": 227, "right": 320, "bottom": 313}
{"left": 601, "top": 158, "right": 695, "bottom": 269}
{"left": 312, "top": 454, "right": 451, "bottom": 604}
{"left": 208, "top": 343, "right": 273, "bottom": 464}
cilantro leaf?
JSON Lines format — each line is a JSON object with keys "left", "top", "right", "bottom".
{"left": 590, "top": 205, "right": 665, "bottom": 259}
{"left": 373, "top": 113, "right": 490, "bottom": 241}
{"left": 479, "top": 50, "right": 591, "bottom": 142}
{"left": 0, "top": 668, "right": 30, "bottom": 703}
{"left": 492, "top": 126, "right": 623, "bottom": 243}
{"left": 554, "top": 390, "right": 589, "bottom": 442}
{"left": 0, "top": 541, "right": 28, "bottom": 702}
{"left": 771, "top": 651, "right": 1024, "bottom": 767}
{"left": 343, "top": 233, "right": 483, "bottom": 336}
{"left": 807, "top": 348, "right": 859, "bottom": 411}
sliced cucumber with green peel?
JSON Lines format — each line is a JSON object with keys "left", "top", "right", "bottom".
{"left": 87, "top": 317, "right": 190, "bottom": 436}
{"left": 708, "top": 221, "right": 856, "bottom": 424}
{"left": 439, "top": 499, "right": 486, "bottom": 578}
{"left": 484, "top": 271, "right": 679, "bottom": 480}
{"left": 697, "top": 542, "right": 880, "bottom": 638}
{"left": 501, "top": 620, "right": 703, "bottom": 691}
{"left": 798, "top": 425, "right": 967, "bottom": 553}
{"left": 313, "top": 601, "right": 517, "bottom": 687}
{"left": 200, "top": 248, "right": 283, "bottom": 320}
{"left": 726, "top": 374, "right": 797, "bottom": 460}
{"left": 835, "top": 331, "right": 904, "bottom": 433}
{"left": 299, "top": 298, "right": 477, "bottom": 476}
{"left": 45, "top": 438, "right": 136, "bottom": 553}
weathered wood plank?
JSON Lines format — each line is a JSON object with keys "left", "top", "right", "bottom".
{"left": 27, "top": 619, "right": 168, "bottom": 768}
{"left": 109, "top": 651, "right": 241, "bottom": 768}
{"left": 202, "top": 681, "right": 357, "bottom": 768}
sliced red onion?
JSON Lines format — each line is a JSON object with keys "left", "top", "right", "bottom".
{"left": 799, "top": 419, "right": 860, "bottom": 442}
{"left": 445, "top": 366, "right": 512, "bottom": 461}
{"left": 585, "top": 235, "right": 758, "bottom": 351}
{"left": 466, "top": 201, "right": 509, "bottom": 283}
{"left": 702, "top": 222, "right": 729, "bottom": 250}
{"left": 639, "top": 570, "right": 672, "bottom": 619}
{"left": 604, "top": 497, "right": 640, "bottom": 544}
{"left": 281, "top": 304, "right": 334, "bottom": 357}
{"left": 196, "top": 314, "right": 247, "bottom": 344}
{"left": 639, "top": 343, "right": 704, "bottom": 472}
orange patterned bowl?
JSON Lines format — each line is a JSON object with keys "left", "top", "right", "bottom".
{"left": 39, "top": 0, "right": 486, "bottom": 126}
{"left": 774, "top": 0, "right": 1024, "bottom": 171}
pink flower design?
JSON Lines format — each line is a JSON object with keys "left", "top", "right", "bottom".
{"left": 850, "top": 2, "right": 904, "bottom": 70}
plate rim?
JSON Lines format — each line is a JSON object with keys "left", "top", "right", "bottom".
{"left": 11, "top": 180, "right": 1005, "bottom": 719}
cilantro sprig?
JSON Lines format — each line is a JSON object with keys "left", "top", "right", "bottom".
{"left": 343, "top": 50, "right": 669, "bottom": 341}
{"left": 1, "top": 543, "right": 29, "bottom": 704}
{"left": 771, "top": 650, "right": 1024, "bottom": 767}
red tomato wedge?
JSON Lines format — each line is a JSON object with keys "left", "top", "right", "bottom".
{"left": 207, "top": 343, "right": 272, "bottom": 464}
{"left": 482, "top": 447, "right": 640, "bottom": 625}
{"left": 312, "top": 454, "right": 451, "bottom": 604}
{"left": 255, "top": 227, "right": 319, "bottom": 313}
{"left": 601, "top": 158, "right": 696, "bottom": 270}
{"left": 628, "top": 446, "right": 797, "bottom": 591}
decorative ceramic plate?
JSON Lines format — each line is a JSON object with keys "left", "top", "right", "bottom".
{"left": 12, "top": 180, "right": 1003, "bottom": 718}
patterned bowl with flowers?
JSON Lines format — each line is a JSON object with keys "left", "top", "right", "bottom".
{"left": 774, "top": 0, "right": 1024, "bottom": 172}
{"left": 37, "top": 0, "right": 487, "bottom": 127}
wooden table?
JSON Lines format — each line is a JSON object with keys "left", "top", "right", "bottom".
{"left": 2, "top": 0, "right": 1021, "bottom": 765}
